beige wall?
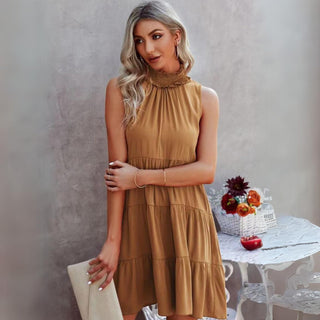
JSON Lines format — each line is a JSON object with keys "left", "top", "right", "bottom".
{"left": 1, "top": 0, "right": 319, "bottom": 319}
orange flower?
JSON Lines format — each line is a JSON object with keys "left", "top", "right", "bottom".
{"left": 247, "top": 190, "right": 261, "bottom": 207}
{"left": 236, "top": 203, "right": 251, "bottom": 217}
{"left": 248, "top": 206, "right": 256, "bottom": 214}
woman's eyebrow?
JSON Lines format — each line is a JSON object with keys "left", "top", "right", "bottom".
{"left": 133, "top": 28, "right": 164, "bottom": 38}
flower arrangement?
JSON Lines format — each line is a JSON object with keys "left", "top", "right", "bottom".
{"left": 221, "top": 176, "right": 262, "bottom": 217}
{"left": 207, "top": 175, "right": 269, "bottom": 242}
{"left": 217, "top": 176, "right": 265, "bottom": 250}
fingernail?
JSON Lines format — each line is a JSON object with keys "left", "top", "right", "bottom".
{"left": 88, "top": 281, "right": 92, "bottom": 285}
{"left": 98, "top": 287, "right": 102, "bottom": 291}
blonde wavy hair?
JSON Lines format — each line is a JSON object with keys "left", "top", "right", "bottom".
{"left": 117, "top": 0, "right": 195, "bottom": 128}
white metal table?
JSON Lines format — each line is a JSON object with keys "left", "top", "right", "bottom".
{"left": 218, "top": 215, "right": 320, "bottom": 320}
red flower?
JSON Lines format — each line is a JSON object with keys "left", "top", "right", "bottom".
{"left": 221, "top": 193, "right": 238, "bottom": 214}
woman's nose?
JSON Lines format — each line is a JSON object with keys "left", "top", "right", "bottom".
{"left": 145, "top": 41, "right": 155, "bottom": 54}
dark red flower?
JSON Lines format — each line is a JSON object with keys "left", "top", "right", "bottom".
{"left": 224, "top": 175, "right": 250, "bottom": 197}
{"left": 221, "top": 193, "right": 238, "bottom": 214}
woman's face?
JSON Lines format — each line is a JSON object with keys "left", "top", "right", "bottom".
{"left": 133, "top": 19, "right": 181, "bottom": 72}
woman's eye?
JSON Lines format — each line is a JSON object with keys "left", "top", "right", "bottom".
{"left": 134, "top": 34, "right": 162, "bottom": 45}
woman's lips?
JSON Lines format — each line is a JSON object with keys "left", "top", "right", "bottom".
{"left": 149, "top": 56, "right": 160, "bottom": 63}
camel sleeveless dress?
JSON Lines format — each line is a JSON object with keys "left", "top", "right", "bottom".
{"left": 112, "top": 63, "right": 227, "bottom": 320}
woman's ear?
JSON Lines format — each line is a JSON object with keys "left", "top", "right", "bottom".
{"left": 174, "top": 29, "right": 181, "bottom": 45}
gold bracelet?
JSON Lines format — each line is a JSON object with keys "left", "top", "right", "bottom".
{"left": 163, "top": 168, "right": 167, "bottom": 186}
{"left": 134, "top": 169, "right": 146, "bottom": 188}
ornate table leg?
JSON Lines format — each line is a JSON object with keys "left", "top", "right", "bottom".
{"left": 223, "top": 262, "right": 234, "bottom": 303}
{"left": 222, "top": 262, "right": 238, "bottom": 320}
{"left": 235, "top": 262, "right": 248, "bottom": 320}
{"left": 256, "top": 264, "right": 275, "bottom": 320}
{"left": 256, "top": 261, "right": 294, "bottom": 320}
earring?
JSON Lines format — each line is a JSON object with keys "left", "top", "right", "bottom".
{"left": 175, "top": 40, "right": 180, "bottom": 59}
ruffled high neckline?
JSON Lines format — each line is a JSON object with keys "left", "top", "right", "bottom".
{"left": 146, "top": 63, "right": 191, "bottom": 88}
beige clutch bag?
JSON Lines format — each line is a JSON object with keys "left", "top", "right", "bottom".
{"left": 67, "top": 258, "right": 123, "bottom": 320}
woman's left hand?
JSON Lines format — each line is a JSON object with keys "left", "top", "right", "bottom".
{"left": 104, "top": 160, "right": 139, "bottom": 191}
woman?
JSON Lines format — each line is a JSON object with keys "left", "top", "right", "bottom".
{"left": 86, "top": 1, "right": 227, "bottom": 319}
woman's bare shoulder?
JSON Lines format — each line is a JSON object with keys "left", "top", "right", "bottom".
{"left": 200, "top": 85, "right": 219, "bottom": 102}
{"left": 200, "top": 85, "right": 219, "bottom": 116}
{"left": 105, "top": 77, "right": 124, "bottom": 117}
{"left": 106, "top": 76, "right": 124, "bottom": 101}
{"left": 106, "top": 77, "right": 121, "bottom": 95}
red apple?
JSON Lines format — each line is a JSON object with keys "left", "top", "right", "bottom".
{"left": 240, "top": 235, "right": 263, "bottom": 250}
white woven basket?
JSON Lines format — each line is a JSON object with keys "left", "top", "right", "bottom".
{"left": 212, "top": 202, "right": 268, "bottom": 237}
{"left": 207, "top": 186, "right": 275, "bottom": 237}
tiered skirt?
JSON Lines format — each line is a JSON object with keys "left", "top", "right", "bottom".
{"left": 112, "top": 158, "right": 227, "bottom": 319}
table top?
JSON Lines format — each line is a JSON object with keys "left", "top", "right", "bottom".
{"left": 217, "top": 215, "right": 320, "bottom": 265}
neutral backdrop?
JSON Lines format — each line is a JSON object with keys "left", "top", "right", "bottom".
{"left": 1, "top": 0, "right": 319, "bottom": 319}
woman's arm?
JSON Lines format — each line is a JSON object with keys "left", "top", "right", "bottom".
{"left": 104, "top": 77, "right": 127, "bottom": 244}
{"left": 85, "top": 79, "right": 127, "bottom": 289}
{"left": 137, "top": 86, "right": 219, "bottom": 187}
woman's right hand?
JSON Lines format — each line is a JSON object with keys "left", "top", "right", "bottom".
{"left": 86, "top": 239, "right": 121, "bottom": 291}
